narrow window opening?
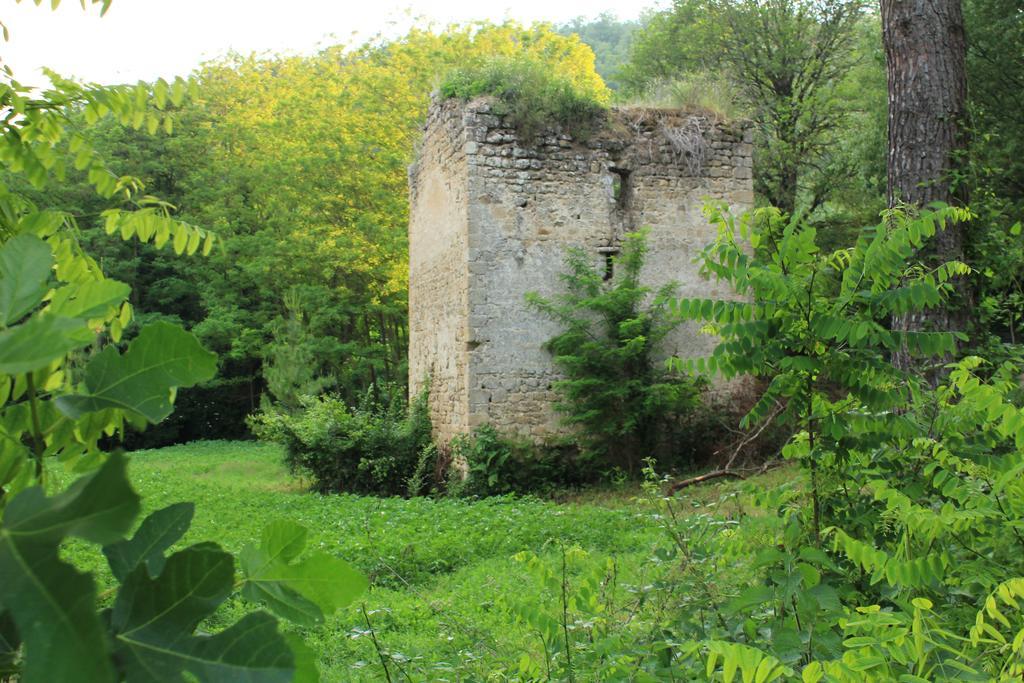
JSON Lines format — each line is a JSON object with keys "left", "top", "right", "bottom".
{"left": 598, "top": 246, "right": 619, "bottom": 282}
{"left": 610, "top": 167, "right": 631, "bottom": 209}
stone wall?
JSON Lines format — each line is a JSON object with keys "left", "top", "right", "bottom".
{"left": 407, "top": 100, "right": 471, "bottom": 445}
{"left": 409, "top": 97, "right": 753, "bottom": 444}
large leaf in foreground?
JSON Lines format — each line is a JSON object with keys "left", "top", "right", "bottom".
{"left": 103, "top": 502, "right": 194, "bottom": 581}
{"left": 0, "top": 313, "right": 89, "bottom": 374}
{"left": 57, "top": 321, "right": 217, "bottom": 423}
{"left": 0, "top": 234, "right": 52, "bottom": 326}
{"left": 111, "top": 543, "right": 294, "bottom": 683}
{"left": 240, "top": 520, "right": 368, "bottom": 627}
{"left": 0, "top": 454, "right": 139, "bottom": 683}
{"left": 1, "top": 451, "right": 139, "bottom": 547}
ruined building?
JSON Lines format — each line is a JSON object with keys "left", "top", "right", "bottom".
{"left": 408, "top": 96, "right": 754, "bottom": 445}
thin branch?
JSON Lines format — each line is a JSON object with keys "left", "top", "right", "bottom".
{"left": 361, "top": 604, "right": 393, "bottom": 683}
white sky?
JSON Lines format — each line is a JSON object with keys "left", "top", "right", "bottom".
{"left": 2, "top": 0, "right": 652, "bottom": 86}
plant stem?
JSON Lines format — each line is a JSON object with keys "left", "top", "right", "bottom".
{"left": 806, "top": 375, "right": 820, "bottom": 545}
{"left": 26, "top": 372, "right": 46, "bottom": 482}
{"left": 561, "top": 545, "right": 575, "bottom": 683}
{"left": 361, "top": 604, "right": 393, "bottom": 683}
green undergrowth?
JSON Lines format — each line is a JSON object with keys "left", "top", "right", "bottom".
{"left": 55, "top": 440, "right": 785, "bottom": 680}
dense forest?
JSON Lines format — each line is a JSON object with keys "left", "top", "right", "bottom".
{"left": 2, "top": 0, "right": 1024, "bottom": 680}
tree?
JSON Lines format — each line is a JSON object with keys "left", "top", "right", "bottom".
{"left": 556, "top": 13, "right": 641, "bottom": 91}
{"left": 881, "top": 0, "right": 969, "bottom": 217}
{"left": 527, "top": 231, "right": 704, "bottom": 474}
{"left": 881, "top": 0, "right": 970, "bottom": 358}
{"left": 623, "top": 0, "right": 868, "bottom": 216}
{"left": 963, "top": 0, "right": 1024, "bottom": 211}
{"left": 670, "top": 203, "right": 970, "bottom": 539}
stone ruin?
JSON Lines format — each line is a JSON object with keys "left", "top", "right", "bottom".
{"left": 408, "top": 96, "right": 754, "bottom": 445}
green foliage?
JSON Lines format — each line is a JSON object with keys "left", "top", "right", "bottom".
{"left": 966, "top": 188, "right": 1024, "bottom": 364}
{"left": 58, "top": 432, "right": 1024, "bottom": 680}
{"left": 670, "top": 204, "right": 971, "bottom": 530}
{"left": 1, "top": 451, "right": 368, "bottom": 683}
{"left": 439, "top": 54, "right": 609, "bottom": 141}
{"left": 556, "top": 13, "right": 640, "bottom": 91}
{"left": 0, "top": 7, "right": 367, "bottom": 680}
{"left": 251, "top": 386, "right": 433, "bottom": 496}
{"left": 0, "top": 455, "right": 139, "bottom": 682}
{"left": 239, "top": 520, "right": 369, "bottom": 627}
{"left": 62, "top": 441, "right": 672, "bottom": 680}
{"left": 505, "top": 546, "right": 619, "bottom": 681}
{"left": 103, "top": 502, "right": 193, "bottom": 581}
{"left": 57, "top": 321, "right": 218, "bottom": 422}
{"left": 262, "top": 290, "right": 336, "bottom": 412}
{"left": 964, "top": 0, "right": 1024, "bottom": 218}
{"left": 528, "top": 230, "right": 706, "bottom": 473}
{"left": 623, "top": 0, "right": 879, "bottom": 219}
{"left": 629, "top": 203, "right": 1024, "bottom": 678}
{"left": 448, "top": 425, "right": 585, "bottom": 497}
{"left": 109, "top": 545, "right": 290, "bottom": 683}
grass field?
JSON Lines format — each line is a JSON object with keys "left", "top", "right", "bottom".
{"left": 62, "top": 440, "right": 785, "bottom": 681}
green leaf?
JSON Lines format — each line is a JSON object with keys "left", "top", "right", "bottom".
{"left": 0, "top": 454, "right": 139, "bottom": 683}
{"left": 0, "top": 314, "right": 89, "bottom": 375}
{"left": 240, "top": 520, "right": 368, "bottom": 627}
{"left": 47, "top": 279, "right": 130, "bottom": 320}
{"left": 283, "top": 632, "right": 320, "bottom": 683}
{"left": 56, "top": 321, "right": 217, "bottom": 423}
{"left": 172, "top": 225, "right": 188, "bottom": 254}
{"left": 0, "top": 437, "right": 28, "bottom": 489}
{"left": 0, "top": 611, "right": 19, "bottom": 679}
{"left": 2, "top": 451, "right": 139, "bottom": 544}
{"left": 103, "top": 502, "right": 194, "bottom": 582}
{"left": 153, "top": 78, "right": 169, "bottom": 109}
{"left": 724, "top": 585, "right": 773, "bottom": 614}
{"left": 111, "top": 544, "right": 295, "bottom": 682}
{"left": 796, "top": 562, "right": 821, "bottom": 588}
{"left": 0, "top": 234, "right": 52, "bottom": 326}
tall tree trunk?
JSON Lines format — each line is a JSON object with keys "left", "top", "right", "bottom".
{"left": 881, "top": 0, "right": 969, "bottom": 368}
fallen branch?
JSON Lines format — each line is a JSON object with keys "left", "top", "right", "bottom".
{"left": 668, "top": 469, "right": 746, "bottom": 493}
{"left": 666, "top": 400, "right": 785, "bottom": 494}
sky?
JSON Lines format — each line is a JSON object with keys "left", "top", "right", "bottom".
{"left": 2, "top": 0, "right": 650, "bottom": 86}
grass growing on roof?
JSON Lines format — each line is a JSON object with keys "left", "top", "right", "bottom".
{"left": 439, "top": 55, "right": 610, "bottom": 141}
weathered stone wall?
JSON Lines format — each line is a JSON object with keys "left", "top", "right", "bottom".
{"left": 409, "top": 97, "right": 754, "bottom": 444}
{"left": 407, "top": 100, "right": 471, "bottom": 445}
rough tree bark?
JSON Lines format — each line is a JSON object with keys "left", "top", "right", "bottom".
{"left": 881, "top": 0, "right": 969, "bottom": 367}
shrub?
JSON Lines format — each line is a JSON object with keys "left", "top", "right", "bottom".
{"left": 439, "top": 54, "right": 609, "bottom": 141}
{"left": 527, "top": 229, "right": 706, "bottom": 474}
{"left": 447, "top": 425, "right": 590, "bottom": 497}
{"left": 251, "top": 386, "right": 433, "bottom": 496}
